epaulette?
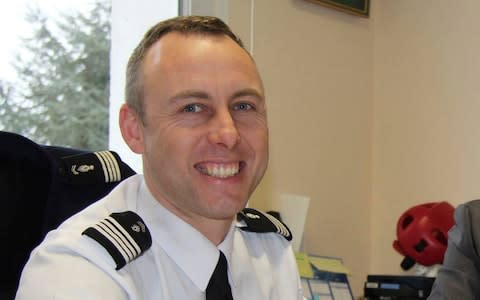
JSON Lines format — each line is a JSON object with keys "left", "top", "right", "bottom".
{"left": 237, "top": 208, "right": 292, "bottom": 241}
{"left": 59, "top": 151, "right": 125, "bottom": 185}
{"left": 82, "top": 211, "right": 152, "bottom": 270}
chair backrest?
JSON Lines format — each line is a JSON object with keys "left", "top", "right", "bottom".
{"left": 0, "top": 131, "right": 136, "bottom": 299}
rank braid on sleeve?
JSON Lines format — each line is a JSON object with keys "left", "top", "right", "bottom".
{"left": 237, "top": 208, "right": 293, "bottom": 241}
{"left": 82, "top": 211, "right": 152, "bottom": 270}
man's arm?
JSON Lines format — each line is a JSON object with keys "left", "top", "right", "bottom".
{"left": 428, "top": 200, "right": 480, "bottom": 299}
{"left": 15, "top": 244, "right": 128, "bottom": 300}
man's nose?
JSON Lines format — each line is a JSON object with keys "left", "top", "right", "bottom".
{"left": 207, "top": 109, "right": 240, "bottom": 149}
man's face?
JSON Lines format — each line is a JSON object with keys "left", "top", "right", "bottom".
{"left": 124, "top": 33, "right": 268, "bottom": 223}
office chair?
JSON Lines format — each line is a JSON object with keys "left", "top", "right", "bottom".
{"left": 0, "top": 131, "right": 135, "bottom": 299}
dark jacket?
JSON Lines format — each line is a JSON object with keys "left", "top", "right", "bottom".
{"left": 428, "top": 199, "right": 480, "bottom": 299}
{"left": 0, "top": 131, "right": 135, "bottom": 300}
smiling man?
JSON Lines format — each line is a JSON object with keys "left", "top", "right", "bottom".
{"left": 16, "top": 16, "right": 303, "bottom": 299}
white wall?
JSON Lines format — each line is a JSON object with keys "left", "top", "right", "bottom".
{"left": 371, "top": 0, "right": 480, "bottom": 275}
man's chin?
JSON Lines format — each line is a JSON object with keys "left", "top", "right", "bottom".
{"left": 205, "top": 197, "right": 247, "bottom": 217}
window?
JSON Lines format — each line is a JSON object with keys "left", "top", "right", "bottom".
{"left": 0, "top": 0, "right": 112, "bottom": 151}
{"left": 0, "top": 0, "right": 179, "bottom": 172}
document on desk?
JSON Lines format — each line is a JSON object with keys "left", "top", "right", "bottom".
{"left": 305, "top": 279, "right": 352, "bottom": 300}
{"left": 297, "top": 254, "right": 354, "bottom": 300}
{"left": 330, "top": 281, "right": 354, "bottom": 300}
{"left": 296, "top": 252, "right": 314, "bottom": 278}
{"left": 308, "top": 256, "right": 351, "bottom": 274}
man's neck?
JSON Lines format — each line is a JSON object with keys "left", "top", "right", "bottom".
{"left": 152, "top": 193, "right": 234, "bottom": 245}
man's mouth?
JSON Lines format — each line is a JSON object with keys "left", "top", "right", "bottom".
{"left": 195, "top": 162, "right": 244, "bottom": 178}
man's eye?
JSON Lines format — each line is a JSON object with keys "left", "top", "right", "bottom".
{"left": 234, "top": 103, "right": 253, "bottom": 111}
{"left": 183, "top": 104, "right": 203, "bottom": 113}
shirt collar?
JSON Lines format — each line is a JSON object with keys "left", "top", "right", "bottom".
{"left": 137, "top": 179, "right": 235, "bottom": 291}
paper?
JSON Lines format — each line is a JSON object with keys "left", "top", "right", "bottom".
{"left": 278, "top": 193, "right": 310, "bottom": 252}
{"left": 301, "top": 279, "right": 312, "bottom": 299}
{"left": 309, "top": 280, "right": 331, "bottom": 294}
{"left": 308, "top": 256, "right": 351, "bottom": 275}
{"left": 296, "top": 252, "right": 314, "bottom": 278}
{"left": 331, "top": 282, "right": 354, "bottom": 300}
{"left": 299, "top": 255, "right": 354, "bottom": 300}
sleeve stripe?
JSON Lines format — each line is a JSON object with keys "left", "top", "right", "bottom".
{"left": 94, "top": 223, "right": 131, "bottom": 263}
{"left": 94, "top": 151, "right": 121, "bottom": 183}
{"left": 82, "top": 211, "right": 152, "bottom": 270}
{"left": 101, "top": 150, "right": 121, "bottom": 182}
{"left": 83, "top": 227, "right": 127, "bottom": 269}
{"left": 105, "top": 216, "right": 142, "bottom": 255}
{"left": 263, "top": 211, "right": 289, "bottom": 237}
{"left": 97, "top": 220, "right": 136, "bottom": 261}
{"left": 93, "top": 151, "right": 110, "bottom": 182}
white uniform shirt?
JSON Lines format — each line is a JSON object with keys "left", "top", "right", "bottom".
{"left": 16, "top": 175, "right": 303, "bottom": 299}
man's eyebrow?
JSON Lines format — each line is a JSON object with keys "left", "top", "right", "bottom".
{"left": 169, "top": 88, "right": 264, "bottom": 103}
{"left": 230, "top": 88, "right": 264, "bottom": 102}
{"left": 169, "top": 90, "right": 210, "bottom": 103}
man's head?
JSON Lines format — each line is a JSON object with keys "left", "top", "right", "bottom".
{"left": 119, "top": 16, "right": 268, "bottom": 234}
{"left": 126, "top": 16, "right": 247, "bottom": 123}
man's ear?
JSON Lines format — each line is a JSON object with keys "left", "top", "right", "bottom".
{"left": 119, "top": 103, "right": 144, "bottom": 154}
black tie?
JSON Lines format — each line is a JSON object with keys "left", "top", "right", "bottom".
{"left": 206, "top": 251, "right": 233, "bottom": 300}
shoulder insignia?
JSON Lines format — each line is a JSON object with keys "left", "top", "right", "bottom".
{"left": 82, "top": 211, "right": 152, "bottom": 270}
{"left": 60, "top": 151, "right": 124, "bottom": 185}
{"left": 237, "top": 208, "right": 292, "bottom": 241}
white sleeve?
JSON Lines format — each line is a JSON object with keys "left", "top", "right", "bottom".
{"left": 16, "top": 245, "right": 128, "bottom": 300}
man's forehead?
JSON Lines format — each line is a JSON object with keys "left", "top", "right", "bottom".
{"left": 146, "top": 32, "right": 254, "bottom": 67}
{"left": 141, "top": 32, "right": 264, "bottom": 98}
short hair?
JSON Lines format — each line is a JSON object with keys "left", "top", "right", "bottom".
{"left": 125, "top": 16, "right": 246, "bottom": 122}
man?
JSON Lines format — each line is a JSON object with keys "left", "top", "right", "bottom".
{"left": 15, "top": 16, "right": 304, "bottom": 299}
{"left": 428, "top": 199, "right": 480, "bottom": 299}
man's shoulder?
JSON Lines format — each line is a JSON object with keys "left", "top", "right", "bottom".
{"left": 454, "top": 199, "right": 480, "bottom": 231}
{"left": 34, "top": 175, "right": 145, "bottom": 261}
{"left": 456, "top": 200, "right": 480, "bottom": 250}
{"left": 236, "top": 208, "right": 292, "bottom": 242}
{"left": 462, "top": 199, "right": 480, "bottom": 217}
{"left": 50, "top": 174, "right": 139, "bottom": 228}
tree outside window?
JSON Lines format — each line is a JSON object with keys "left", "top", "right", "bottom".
{"left": 0, "top": 0, "right": 111, "bottom": 151}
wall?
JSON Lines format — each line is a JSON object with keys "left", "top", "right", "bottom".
{"left": 372, "top": 0, "right": 480, "bottom": 275}
{"left": 229, "top": 0, "right": 374, "bottom": 296}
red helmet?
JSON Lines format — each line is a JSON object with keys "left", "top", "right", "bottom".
{"left": 393, "top": 201, "right": 454, "bottom": 270}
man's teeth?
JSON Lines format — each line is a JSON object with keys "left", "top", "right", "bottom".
{"left": 201, "top": 163, "right": 240, "bottom": 178}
